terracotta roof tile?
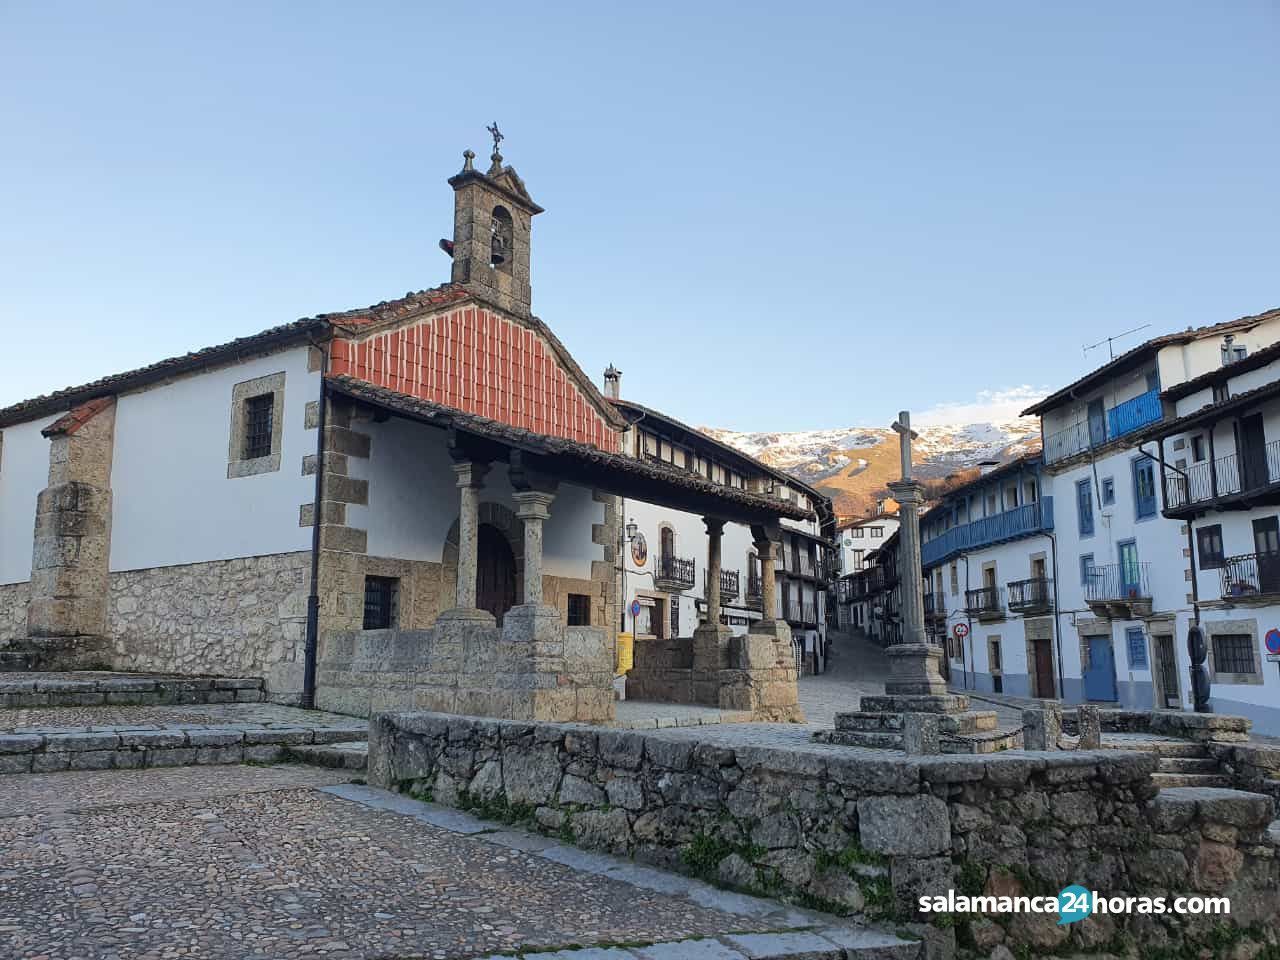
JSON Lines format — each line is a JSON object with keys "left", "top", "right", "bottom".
{"left": 42, "top": 396, "right": 115, "bottom": 437}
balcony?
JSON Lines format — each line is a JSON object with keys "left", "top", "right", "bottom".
{"left": 801, "top": 602, "right": 817, "bottom": 625}
{"left": 1007, "top": 576, "right": 1052, "bottom": 615}
{"left": 1220, "top": 552, "right": 1280, "bottom": 601}
{"left": 921, "top": 498, "right": 1055, "bottom": 568}
{"left": 704, "top": 568, "right": 740, "bottom": 601}
{"left": 1164, "top": 439, "right": 1280, "bottom": 515}
{"left": 1043, "top": 388, "right": 1162, "bottom": 465}
{"left": 964, "top": 586, "right": 1005, "bottom": 622}
{"left": 654, "top": 554, "right": 696, "bottom": 591}
{"left": 797, "top": 553, "right": 815, "bottom": 577}
{"left": 746, "top": 570, "right": 763, "bottom": 609}
{"left": 923, "top": 592, "right": 946, "bottom": 621}
{"left": 1084, "top": 562, "right": 1152, "bottom": 618}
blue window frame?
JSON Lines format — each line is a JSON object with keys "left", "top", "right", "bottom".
{"left": 1126, "top": 626, "right": 1148, "bottom": 669}
{"left": 1133, "top": 458, "right": 1157, "bottom": 519}
{"left": 1101, "top": 477, "right": 1115, "bottom": 505}
{"left": 1080, "top": 553, "right": 1094, "bottom": 586}
{"left": 1077, "top": 479, "right": 1094, "bottom": 536}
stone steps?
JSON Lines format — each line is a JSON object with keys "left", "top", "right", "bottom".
{"left": 0, "top": 650, "right": 34, "bottom": 672}
{"left": 286, "top": 740, "right": 368, "bottom": 771}
{"left": 1158, "top": 756, "right": 1220, "bottom": 775}
{"left": 943, "top": 727, "right": 1024, "bottom": 755}
{"left": 1152, "top": 772, "right": 1232, "bottom": 789}
{"left": 0, "top": 674, "right": 266, "bottom": 708}
{"left": 940, "top": 711, "right": 998, "bottom": 735}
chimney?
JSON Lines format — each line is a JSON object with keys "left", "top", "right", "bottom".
{"left": 603, "top": 364, "right": 621, "bottom": 400}
{"left": 978, "top": 460, "right": 1000, "bottom": 476}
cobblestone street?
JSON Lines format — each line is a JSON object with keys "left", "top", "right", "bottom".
{"left": 0, "top": 764, "right": 827, "bottom": 960}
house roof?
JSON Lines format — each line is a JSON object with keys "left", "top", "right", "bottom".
{"left": 1161, "top": 337, "right": 1280, "bottom": 402}
{"left": 326, "top": 375, "right": 814, "bottom": 523}
{"left": 0, "top": 318, "right": 327, "bottom": 429}
{"left": 1137, "top": 377, "right": 1280, "bottom": 441}
{"left": 1021, "top": 307, "right": 1280, "bottom": 416}
{"left": 608, "top": 397, "right": 833, "bottom": 508}
{"left": 0, "top": 282, "right": 628, "bottom": 433}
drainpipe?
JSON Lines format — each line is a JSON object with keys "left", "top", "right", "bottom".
{"left": 1046, "top": 530, "right": 1065, "bottom": 701}
{"left": 301, "top": 343, "right": 329, "bottom": 710}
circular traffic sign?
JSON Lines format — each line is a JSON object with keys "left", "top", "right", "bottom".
{"left": 1265, "top": 629, "right": 1280, "bottom": 656}
{"left": 630, "top": 599, "right": 642, "bottom": 618}
{"left": 952, "top": 622, "right": 970, "bottom": 639}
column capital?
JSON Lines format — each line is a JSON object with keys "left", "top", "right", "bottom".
{"left": 451, "top": 460, "right": 490, "bottom": 489}
{"left": 702, "top": 516, "right": 727, "bottom": 537}
{"left": 753, "top": 538, "right": 776, "bottom": 560}
{"left": 887, "top": 478, "right": 924, "bottom": 505}
{"left": 512, "top": 488, "right": 555, "bottom": 521}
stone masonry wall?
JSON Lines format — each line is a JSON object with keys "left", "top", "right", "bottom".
{"left": 0, "top": 581, "right": 30, "bottom": 644}
{"left": 370, "top": 712, "right": 1280, "bottom": 960}
{"left": 106, "top": 552, "right": 311, "bottom": 701}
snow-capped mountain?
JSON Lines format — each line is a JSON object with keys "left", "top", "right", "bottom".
{"left": 702, "top": 417, "right": 1041, "bottom": 517}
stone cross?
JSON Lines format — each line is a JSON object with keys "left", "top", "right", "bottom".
{"left": 891, "top": 411, "right": 919, "bottom": 481}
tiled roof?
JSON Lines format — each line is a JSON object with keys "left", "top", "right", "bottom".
{"left": 42, "top": 396, "right": 115, "bottom": 437}
{"left": 0, "top": 319, "right": 326, "bottom": 429}
{"left": 326, "top": 375, "right": 814, "bottom": 522}
{"left": 1021, "top": 307, "right": 1280, "bottom": 416}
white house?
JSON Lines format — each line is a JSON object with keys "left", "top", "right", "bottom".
{"left": 834, "top": 512, "right": 899, "bottom": 629}
{"left": 1023, "top": 307, "right": 1280, "bottom": 726}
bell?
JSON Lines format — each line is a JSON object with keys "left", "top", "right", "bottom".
{"left": 490, "top": 236, "right": 506, "bottom": 266}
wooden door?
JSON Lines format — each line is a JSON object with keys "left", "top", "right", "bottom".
{"left": 1154, "top": 635, "right": 1180, "bottom": 708}
{"left": 1084, "top": 636, "right": 1118, "bottom": 701}
{"left": 1239, "top": 414, "right": 1269, "bottom": 491}
{"left": 1032, "top": 640, "right": 1055, "bottom": 698}
{"left": 477, "top": 524, "right": 517, "bottom": 626}
{"left": 1252, "top": 516, "right": 1280, "bottom": 594}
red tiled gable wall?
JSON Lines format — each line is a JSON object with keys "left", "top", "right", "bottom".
{"left": 329, "top": 306, "right": 620, "bottom": 452}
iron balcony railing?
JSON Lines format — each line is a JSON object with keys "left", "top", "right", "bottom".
{"left": 1165, "top": 439, "right": 1280, "bottom": 511}
{"left": 1043, "top": 388, "right": 1163, "bottom": 465}
{"left": 920, "top": 498, "right": 1054, "bottom": 568}
{"left": 704, "top": 568, "right": 740, "bottom": 600}
{"left": 1220, "top": 552, "right": 1280, "bottom": 598}
{"left": 1007, "top": 576, "right": 1052, "bottom": 614}
{"left": 923, "top": 593, "right": 946, "bottom": 618}
{"left": 964, "top": 586, "right": 1004, "bottom": 617}
{"left": 746, "top": 571, "right": 763, "bottom": 608}
{"left": 1083, "top": 562, "right": 1152, "bottom": 603}
{"left": 655, "top": 554, "right": 696, "bottom": 590}
{"left": 801, "top": 602, "right": 817, "bottom": 624}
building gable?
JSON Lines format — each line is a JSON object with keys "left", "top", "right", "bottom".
{"left": 328, "top": 303, "right": 622, "bottom": 452}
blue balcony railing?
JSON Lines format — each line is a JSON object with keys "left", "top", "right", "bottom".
{"left": 1107, "top": 388, "right": 1162, "bottom": 440}
{"left": 1043, "top": 388, "right": 1163, "bottom": 464}
{"left": 921, "top": 497, "right": 1054, "bottom": 568}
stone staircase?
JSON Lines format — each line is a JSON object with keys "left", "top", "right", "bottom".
{"left": 1103, "top": 735, "right": 1232, "bottom": 789}
{"left": 817, "top": 694, "right": 1024, "bottom": 754}
{"left": 0, "top": 649, "right": 34, "bottom": 671}
{"left": 286, "top": 740, "right": 368, "bottom": 771}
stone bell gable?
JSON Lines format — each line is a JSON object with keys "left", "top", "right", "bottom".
{"left": 326, "top": 297, "right": 626, "bottom": 453}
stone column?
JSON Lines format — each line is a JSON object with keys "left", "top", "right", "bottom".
{"left": 704, "top": 517, "right": 724, "bottom": 623}
{"left": 450, "top": 461, "right": 488, "bottom": 609}
{"left": 512, "top": 489, "right": 555, "bottom": 607}
{"left": 888, "top": 478, "right": 927, "bottom": 646}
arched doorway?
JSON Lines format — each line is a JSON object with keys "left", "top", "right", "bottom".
{"left": 477, "top": 522, "right": 518, "bottom": 625}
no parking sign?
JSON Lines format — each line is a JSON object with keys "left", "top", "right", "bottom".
{"left": 1265, "top": 628, "right": 1280, "bottom": 663}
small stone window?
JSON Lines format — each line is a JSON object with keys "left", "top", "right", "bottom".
{"left": 567, "top": 593, "right": 591, "bottom": 626}
{"left": 227, "top": 371, "right": 285, "bottom": 478}
{"left": 1212, "top": 633, "right": 1256, "bottom": 679}
{"left": 362, "top": 576, "right": 400, "bottom": 630}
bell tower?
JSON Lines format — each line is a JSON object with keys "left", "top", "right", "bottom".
{"left": 446, "top": 123, "right": 544, "bottom": 317}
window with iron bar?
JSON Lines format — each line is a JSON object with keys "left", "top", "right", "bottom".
{"left": 362, "top": 576, "right": 399, "bottom": 630}
{"left": 1212, "top": 634, "right": 1255, "bottom": 676}
{"left": 242, "top": 394, "right": 274, "bottom": 460}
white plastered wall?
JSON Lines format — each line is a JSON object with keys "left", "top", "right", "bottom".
{"left": 0, "top": 415, "right": 57, "bottom": 585}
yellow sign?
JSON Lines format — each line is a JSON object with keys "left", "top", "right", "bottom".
{"left": 616, "top": 632, "right": 634, "bottom": 675}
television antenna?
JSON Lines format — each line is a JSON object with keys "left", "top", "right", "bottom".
{"left": 1083, "top": 323, "right": 1152, "bottom": 361}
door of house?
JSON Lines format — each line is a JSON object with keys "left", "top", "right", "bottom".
{"left": 476, "top": 524, "right": 517, "bottom": 626}
{"left": 1083, "top": 635, "right": 1118, "bottom": 701}
{"left": 1118, "top": 541, "right": 1141, "bottom": 597}
{"left": 1239, "top": 414, "right": 1269, "bottom": 491}
{"left": 1154, "top": 634, "right": 1181, "bottom": 708}
{"left": 1088, "top": 398, "right": 1107, "bottom": 447}
{"left": 1032, "top": 640, "right": 1056, "bottom": 698}
{"left": 1252, "top": 516, "right": 1280, "bottom": 594}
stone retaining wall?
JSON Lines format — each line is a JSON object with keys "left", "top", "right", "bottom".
{"left": 0, "top": 580, "right": 30, "bottom": 644}
{"left": 318, "top": 605, "right": 614, "bottom": 722}
{"left": 106, "top": 552, "right": 311, "bottom": 701}
{"left": 370, "top": 712, "right": 1280, "bottom": 960}
{"left": 1060, "top": 707, "right": 1251, "bottom": 742}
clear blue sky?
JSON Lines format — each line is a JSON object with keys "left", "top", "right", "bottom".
{"left": 2, "top": 2, "right": 1276, "bottom": 431}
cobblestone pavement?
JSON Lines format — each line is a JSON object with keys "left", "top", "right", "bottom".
{"left": 0, "top": 765, "right": 797, "bottom": 960}
{"left": 0, "top": 702, "right": 361, "bottom": 732}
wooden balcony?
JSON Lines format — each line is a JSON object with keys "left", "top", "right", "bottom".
{"left": 1007, "top": 576, "right": 1052, "bottom": 615}
{"left": 921, "top": 499, "right": 1054, "bottom": 568}
{"left": 923, "top": 592, "right": 946, "bottom": 621}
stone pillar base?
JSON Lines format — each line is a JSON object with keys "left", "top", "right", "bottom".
{"left": 884, "top": 643, "right": 947, "bottom": 696}
{"left": 721, "top": 619, "right": 804, "bottom": 722}
{"left": 691, "top": 622, "right": 732, "bottom": 706}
